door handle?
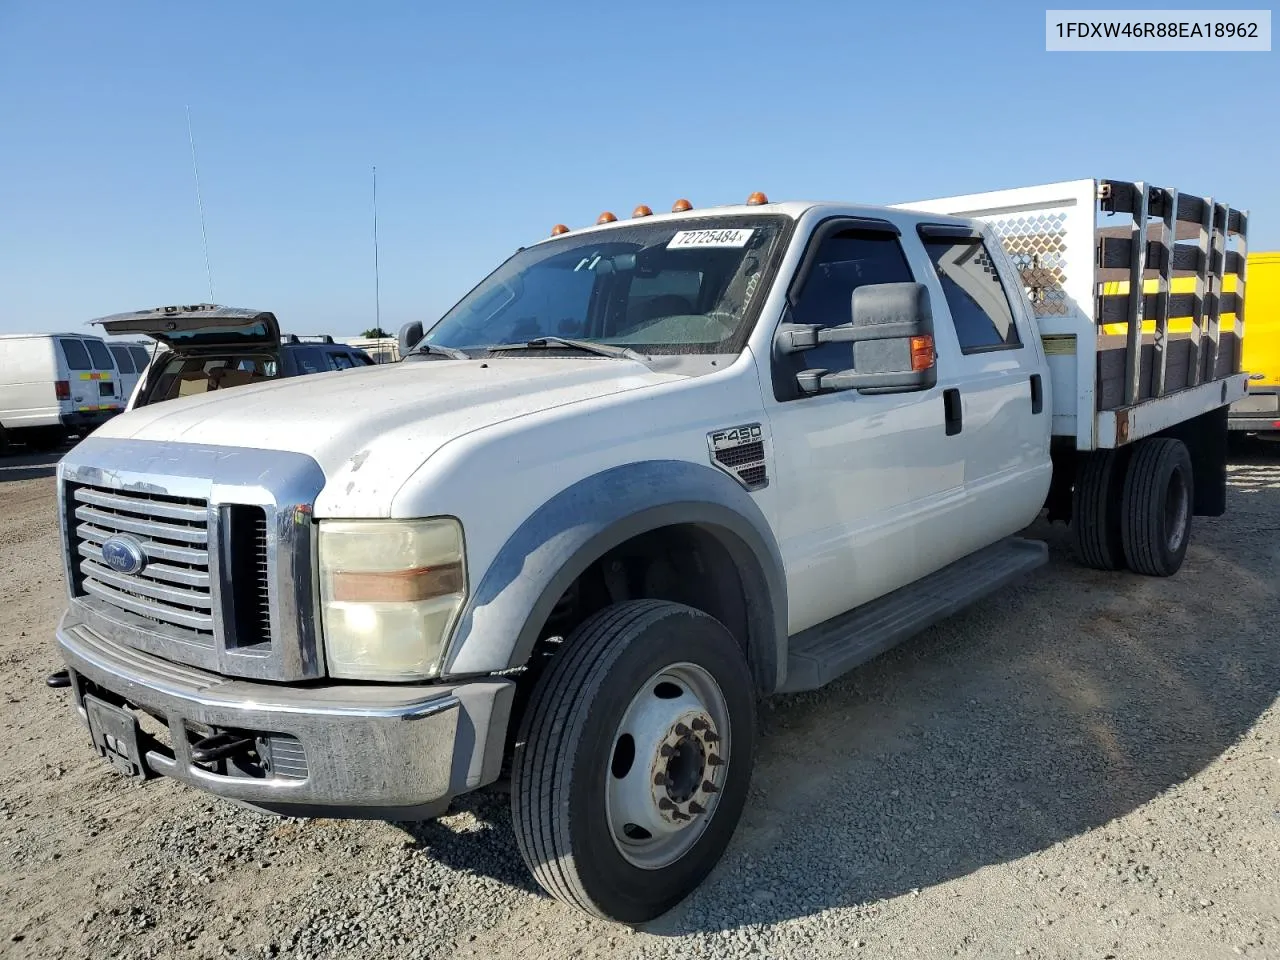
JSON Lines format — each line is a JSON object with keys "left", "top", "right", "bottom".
{"left": 943, "top": 387, "right": 962, "bottom": 436}
{"left": 1030, "top": 374, "right": 1044, "bottom": 415}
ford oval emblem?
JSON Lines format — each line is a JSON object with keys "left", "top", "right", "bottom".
{"left": 101, "top": 535, "right": 146, "bottom": 576}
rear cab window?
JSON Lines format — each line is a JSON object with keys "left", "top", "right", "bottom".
{"left": 920, "top": 233, "right": 1022, "bottom": 354}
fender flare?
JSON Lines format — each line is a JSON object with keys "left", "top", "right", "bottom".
{"left": 442, "top": 459, "right": 788, "bottom": 693}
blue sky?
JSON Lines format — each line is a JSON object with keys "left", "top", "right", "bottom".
{"left": 0, "top": 1, "right": 1275, "bottom": 336}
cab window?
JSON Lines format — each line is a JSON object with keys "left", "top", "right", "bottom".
{"left": 922, "top": 237, "right": 1021, "bottom": 353}
{"left": 787, "top": 230, "right": 915, "bottom": 375}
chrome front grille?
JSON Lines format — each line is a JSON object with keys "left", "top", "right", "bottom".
{"left": 72, "top": 485, "right": 216, "bottom": 641}
{"left": 58, "top": 438, "right": 327, "bottom": 681}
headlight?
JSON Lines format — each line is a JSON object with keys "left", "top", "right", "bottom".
{"left": 318, "top": 518, "right": 466, "bottom": 681}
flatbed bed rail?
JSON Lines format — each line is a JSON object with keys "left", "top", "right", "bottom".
{"left": 894, "top": 178, "right": 1249, "bottom": 450}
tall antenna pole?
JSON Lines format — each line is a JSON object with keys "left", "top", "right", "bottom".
{"left": 372, "top": 165, "right": 381, "bottom": 333}
{"left": 186, "top": 105, "right": 215, "bottom": 301}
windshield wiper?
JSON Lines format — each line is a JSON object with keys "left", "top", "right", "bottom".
{"left": 413, "top": 342, "right": 470, "bottom": 360}
{"left": 487, "top": 337, "right": 648, "bottom": 363}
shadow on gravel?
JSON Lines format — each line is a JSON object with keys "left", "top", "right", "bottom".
{"left": 0, "top": 449, "right": 65, "bottom": 482}
{"left": 392, "top": 787, "right": 542, "bottom": 896}
{"left": 389, "top": 453, "right": 1280, "bottom": 937}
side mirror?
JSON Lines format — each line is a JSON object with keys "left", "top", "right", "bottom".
{"left": 777, "top": 282, "right": 937, "bottom": 395}
{"left": 398, "top": 321, "right": 423, "bottom": 359}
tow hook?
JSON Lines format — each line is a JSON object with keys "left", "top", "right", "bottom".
{"left": 45, "top": 669, "right": 71, "bottom": 688}
{"left": 190, "top": 732, "right": 255, "bottom": 765}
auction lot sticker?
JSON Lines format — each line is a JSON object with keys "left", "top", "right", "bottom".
{"left": 668, "top": 229, "right": 754, "bottom": 249}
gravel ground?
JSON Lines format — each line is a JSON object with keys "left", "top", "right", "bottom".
{"left": 1, "top": 442, "right": 1277, "bottom": 960}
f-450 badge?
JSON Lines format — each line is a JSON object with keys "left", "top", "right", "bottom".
{"left": 707, "top": 423, "right": 768, "bottom": 491}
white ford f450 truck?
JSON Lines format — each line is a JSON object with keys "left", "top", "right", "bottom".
{"left": 51, "top": 179, "right": 1249, "bottom": 923}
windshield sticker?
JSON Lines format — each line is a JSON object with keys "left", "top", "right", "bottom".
{"left": 668, "top": 229, "right": 754, "bottom": 250}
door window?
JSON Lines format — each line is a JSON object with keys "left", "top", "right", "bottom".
{"left": 922, "top": 238, "right": 1021, "bottom": 353}
{"left": 786, "top": 230, "right": 916, "bottom": 376}
{"left": 59, "top": 338, "right": 91, "bottom": 371}
{"left": 128, "top": 346, "right": 151, "bottom": 370}
{"left": 108, "top": 344, "right": 136, "bottom": 374}
{"left": 329, "top": 353, "right": 354, "bottom": 370}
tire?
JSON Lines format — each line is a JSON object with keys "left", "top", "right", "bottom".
{"left": 1121, "top": 438, "right": 1194, "bottom": 577}
{"left": 1072, "top": 448, "right": 1128, "bottom": 570}
{"left": 511, "top": 599, "right": 756, "bottom": 924}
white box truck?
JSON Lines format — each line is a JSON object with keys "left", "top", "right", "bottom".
{"left": 49, "top": 178, "right": 1247, "bottom": 922}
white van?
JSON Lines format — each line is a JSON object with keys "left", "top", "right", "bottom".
{"left": 0, "top": 333, "right": 125, "bottom": 449}
{"left": 102, "top": 339, "right": 158, "bottom": 408}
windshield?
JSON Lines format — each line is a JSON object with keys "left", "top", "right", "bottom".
{"left": 420, "top": 215, "right": 789, "bottom": 356}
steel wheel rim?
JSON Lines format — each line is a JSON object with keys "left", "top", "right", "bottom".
{"left": 1165, "top": 469, "right": 1190, "bottom": 553}
{"left": 604, "top": 661, "right": 731, "bottom": 870}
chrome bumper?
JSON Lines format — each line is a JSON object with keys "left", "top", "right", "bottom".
{"left": 56, "top": 613, "right": 515, "bottom": 818}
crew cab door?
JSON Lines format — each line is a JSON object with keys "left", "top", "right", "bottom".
{"left": 762, "top": 218, "right": 969, "bottom": 635}
{"left": 913, "top": 223, "right": 1052, "bottom": 556}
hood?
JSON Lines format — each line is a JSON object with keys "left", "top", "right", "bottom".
{"left": 94, "top": 357, "right": 680, "bottom": 515}
{"left": 92, "top": 304, "right": 280, "bottom": 349}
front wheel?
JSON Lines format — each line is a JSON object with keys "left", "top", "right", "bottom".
{"left": 511, "top": 600, "right": 756, "bottom": 924}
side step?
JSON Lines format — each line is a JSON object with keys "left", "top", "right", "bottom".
{"left": 778, "top": 537, "right": 1048, "bottom": 694}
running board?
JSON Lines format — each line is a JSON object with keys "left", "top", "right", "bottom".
{"left": 778, "top": 537, "right": 1048, "bottom": 694}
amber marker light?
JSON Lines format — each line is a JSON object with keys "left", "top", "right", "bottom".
{"left": 910, "top": 335, "right": 936, "bottom": 371}
{"left": 671, "top": 198, "right": 693, "bottom": 212}
{"left": 746, "top": 191, "right": 769, "bottom": 205}
{"left": 551, "top": 224, "right": 570, "bottom": 236}
{"left": 597, "top": 211, "right": 618, "bottom": 224}
{"left": 632, "top": 204, "right": 653, "bottom": 217}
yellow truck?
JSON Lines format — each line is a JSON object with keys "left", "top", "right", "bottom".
{"left": 1102, "top": 251, "right": 1280, "bottom": 434}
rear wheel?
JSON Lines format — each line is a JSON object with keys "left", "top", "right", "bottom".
{"left": 1072, "top": 448, "right": 1129, "bottom": 570}
{"left": 511, "top": 600, "right": 755, "bottom": 924}
{"left": 1121, "top": 438, "right": 1193, "bottom": 577}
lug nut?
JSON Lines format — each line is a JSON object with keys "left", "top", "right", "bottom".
{"left": 701, "top": 780, "right": 719, "bottom": 793}
{"left": 653, "top": 772, "right": 667, "bottom": 786}
{"left": 657, "top": 797, "right": 675, "bottom": 810}
{"left": 674, "top": 722, "right": 690, "bottom": 737}
{"left": 703, "top": 731, "right": 721, "bottom": 744}
{"left": 671, "top": 809, "right": 691, "bottom": 822}
{"left": 660, "top": 744, "right": 673, "bottom": 757}
{"left": 688, "top": 800, "right": 706, "bottom": 815}
{"left": 690, "top": 717, "right": 708, "bottom": 731}
{"left": 707, "top": 754, "right": 724, "bottom": 767}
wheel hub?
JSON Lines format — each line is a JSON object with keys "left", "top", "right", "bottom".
{"left": 605, "top": 664, "right": 731, "bottom": 870}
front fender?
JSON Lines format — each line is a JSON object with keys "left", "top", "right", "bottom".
{"left": 441, "top": 459, "right": 788, "bottom": 692}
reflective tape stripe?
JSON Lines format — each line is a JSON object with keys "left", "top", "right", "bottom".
{"left": 77, "top": 372, "right": 112, "bottom": 381}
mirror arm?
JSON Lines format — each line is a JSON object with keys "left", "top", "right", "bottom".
{"left": 816, "top": 320, "right": 924, "bottom": 344}
{"left": 777, "top": 320, "right": 923, "bottom": 354}
{"left": 797, "top": 368, "right": 932, "bottom": 395}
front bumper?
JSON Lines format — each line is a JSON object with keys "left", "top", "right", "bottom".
{"left": 56, "top": 614, "right": 514, "bottom": 818}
